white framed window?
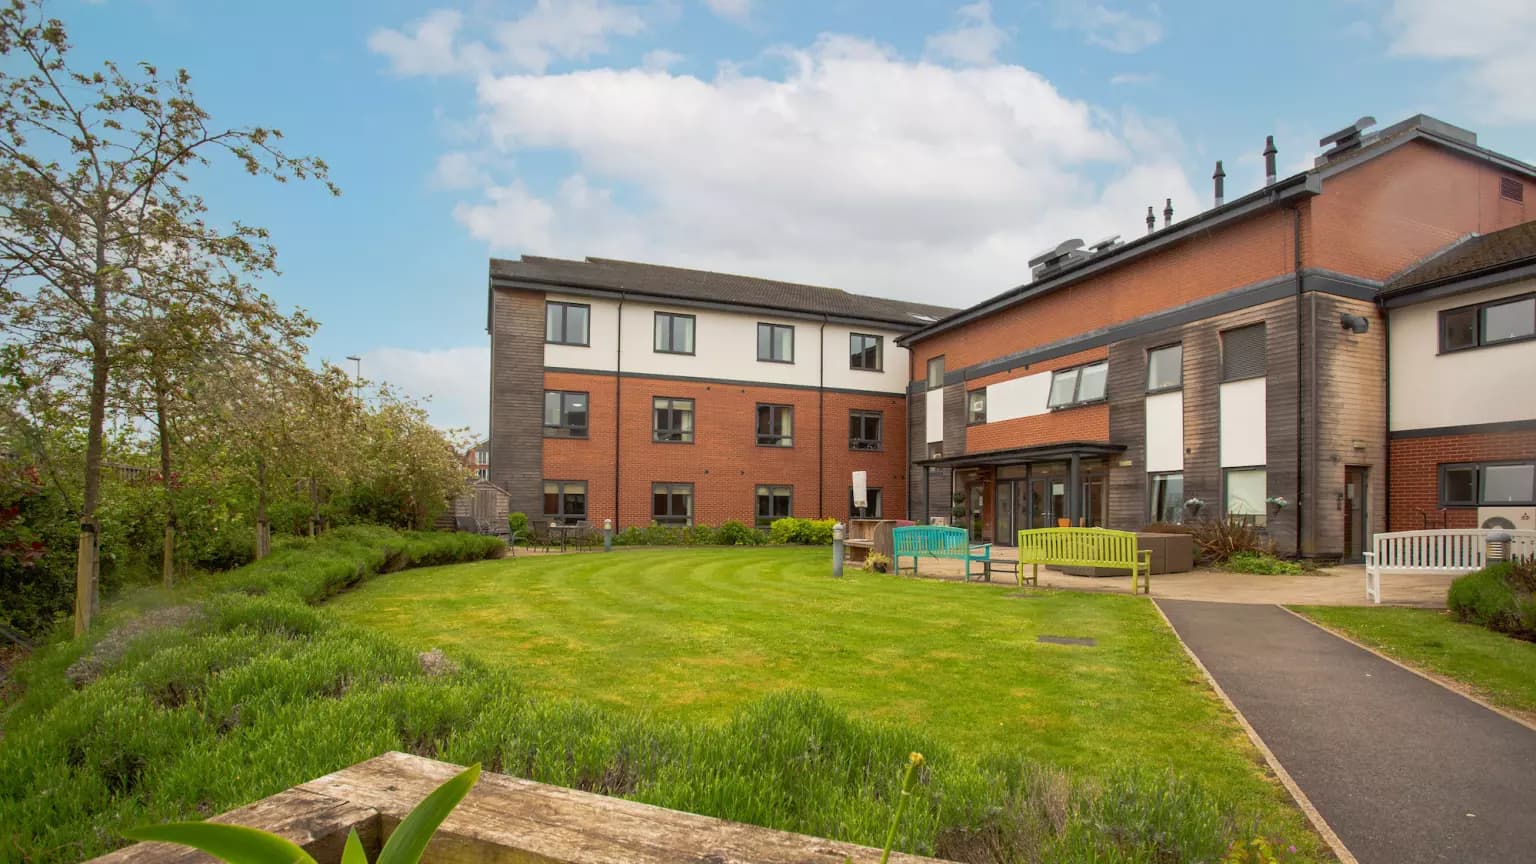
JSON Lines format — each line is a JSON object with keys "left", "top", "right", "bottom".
{"left": 1047, "top": 361, "right": 1108, "bottom": 409}
{"left": 1224, "top": 468, "right": 1267, "bottom": 526}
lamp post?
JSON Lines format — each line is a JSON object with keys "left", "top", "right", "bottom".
{"left": 345, "top": 355, "right": 361, "bottom": 386}
{"left": 604, "top": 518, "right": 613, "bottom": 552}
{"left": 832, "top": 522, "right": 844, "bottom": 578}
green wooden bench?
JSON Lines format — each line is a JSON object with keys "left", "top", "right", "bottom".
{"left": 1016, "top": 527, "right": 1151, "bottom": 594}
{"left": 892, "top": 525, "right": 992, "bottom": 582}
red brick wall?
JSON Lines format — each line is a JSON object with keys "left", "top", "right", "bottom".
{"left": 1308, "top": 140, "right": 1530, "bottom": 280}
{"left": 963, "top": 347, "right": 1110, "bottom": 454}
{"left": 542, "top": 370, "right": 906, "bottom": 527}
{"left": 910, "top": 209, "right": 1296, "bottom": 372}
{"left": 1388, "top": 430, "right": 1536, "bottom": 530}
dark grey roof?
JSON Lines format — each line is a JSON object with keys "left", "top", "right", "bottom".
{"left": 490, "top": 255, "right": 955, "bottom": 328}
{"left": 1381, "top": 220, "right": 1536, "bottom": 298}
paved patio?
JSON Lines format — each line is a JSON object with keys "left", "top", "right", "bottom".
{"left": 885, "top": 557, "right": 1454, "bottom": 607}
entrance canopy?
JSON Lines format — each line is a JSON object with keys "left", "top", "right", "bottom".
{"left": 914, "top": 441, "right": 1124, "bottom": 469}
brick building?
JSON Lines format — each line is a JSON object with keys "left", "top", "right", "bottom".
{"left": 463, "top": 440, "right": 489, "bottom": 481}
{"left": 486, "top": 256, "right": 950, "bottom": 529}
{"left": 897, "top": 114, "right": 1532, "bottom": 559}
{"left": 1379, "top": 220, "right": 1536, "bottom": 532}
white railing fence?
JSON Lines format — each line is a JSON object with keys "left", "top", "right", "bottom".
{"left": 1363, "top": 529, "right": 1536, "bottom": 603}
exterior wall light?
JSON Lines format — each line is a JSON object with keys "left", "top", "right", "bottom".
{"left": 1340, "top": 313, "right": 1370, "bottom": 334}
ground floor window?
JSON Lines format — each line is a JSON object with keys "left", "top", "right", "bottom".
{"left": 652, "top": 483, "right": 694, "bottom": 526}
{"left": 1224, "top": 467, "right": 1267, "bottom": 526}
{"left": 1441, "top": 461, "right": 1536, "bottom": 506}
{"left": 542, "top": 480, "right": 587, "bottom": 524}
{"left": 850, "top": 487, "right": 882, "bottom": 519}
{"left": 755, "top": 484, "right": 792, "bottom": 528}
{"left": 1149, "top": 472, "right": 1184, "bottom": 523}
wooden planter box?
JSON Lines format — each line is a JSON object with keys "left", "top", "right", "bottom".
{"left": 90, "top": 751, "right": 950, "bottom": 864}
{"left": 1059, "top": 532, "right": 1194, "bottom": 577}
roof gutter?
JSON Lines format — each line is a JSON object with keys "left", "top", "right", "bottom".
{"left": 1378, "top": 258, "right": 1536, "bottom": 308}
{"left": 897, "top": 171, "right": 1323, "bottom": 347}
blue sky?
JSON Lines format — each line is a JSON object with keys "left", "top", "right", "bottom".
{"left": 64, "top": 0, "right": 1536, "bottom": 433}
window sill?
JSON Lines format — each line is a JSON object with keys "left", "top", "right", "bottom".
{"left": 756, "top": 441, "right": 795, "bottom": 448}
{"left": 850, "top": 443, "right": 883, "bottom": 452}
{"left": 1437, "top": 334, "right": 1536, "bottom": 356}
{"left": 1048, "top": 398, "right": 1108, "bottom": 412}
{"left": 654, "top": 349, "right": 696, "bottom": 356}
{"left": 757, "top": 358, "right": 796, "bottom": 365}
{"left": 543, "top": 431, "right": 590, "bottom": 439}
{"left": 1145, "top": 386, "right": 1183, "bottom": 396}
{"left": 652, "top": 437, "right": 695, "bottom": 445}
{"left": 849, "top": 366, "right": 885, "bottom": 373}
{"left": 545, "top": 341, "right": 590, "bottom": 348}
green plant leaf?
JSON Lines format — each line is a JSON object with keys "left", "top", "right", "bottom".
{"left": 123, "top": 821, "right": 318, "bottom": 864}
{"left": 341, "top": 828, "right": 369, "bottom": 864}
{"left": 377, "top": 763, "right": 481, "bottom": 864}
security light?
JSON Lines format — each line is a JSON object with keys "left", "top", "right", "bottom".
{"left": 1339, "top": 313, "right": 1370, "bottom": 334}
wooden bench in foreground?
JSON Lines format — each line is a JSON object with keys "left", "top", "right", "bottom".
{"left": 1017, "top": 527, "right": 1151, "bottom": 595}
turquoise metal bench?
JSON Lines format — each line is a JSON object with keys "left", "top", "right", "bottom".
{"left": 892, "top": 525, "right": 992, "bottom": 582}
{"left": 1016, "top": 527, "right": 1151, "bottom": 594}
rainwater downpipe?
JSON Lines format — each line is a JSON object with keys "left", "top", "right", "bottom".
{"left": 818, "top": 316, "right": 827, "bottom": 519}
{"left": 1292, "top": 205, "right": 1306, "bottom": 557}
{"left": 614, "top": 291, "right": 625, "bottom": 529}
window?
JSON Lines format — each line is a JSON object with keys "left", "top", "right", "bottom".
{"left": 926, "top": 355, "right": 945, "bottom": 390}
{"left": 652, "top": 397, "right": 694, "bottom": 443}
{"left": 1147, "top": 344, "right": 1183, "bottom": 392}
{"left": 1047, "top": 361, "right": 1109, "bottom": 409}
{"left": 651, "top": 483, "right": 694, "bottom": 526}
{"left": 1224, "top": 468, "right": 1267, "bottom": 526}
{"left": 542, "top": 481, "right": 587, "bottom": 523}
{"left": 757, "top": 323, "right": 794, "bottom": 363}
{"left": 755, "top": 485, "right": 792, "bottom": 528}
{"left": 543, "top": 391, "right": 589, "bottom": 438}
{"left": 1440, "top": 294, "right": 1535, "bottom": 352}
{"left": 850, "top": 333, "right": 883, "bottom": 370}
{"left": 1441, "top": 461, "right": 1536, "bottom": 506}
{"left": 654, "top": 312, "right": 695, "bottom": 354}
{"left": 966, "top": 389, "right": 987, "bottom": 425}
{"left": 545, "top": 301, "right": 590, "bottom": 346}
{"left": 849, "top": 410, "right": 882, "bottom": 450}
{"left": 756, "top": 404, "right": 794, "bottom": 447}
{"left": 475, "top": 449, "right": 489, "bottom": 465}
{"left": 1149, "top": 472, "right": 1185, "bottom": 523}
{"left": 476, "top": 468, "right": 488, "bottom": 481}
{"left": 850, "top": 487, "right": 883, "bottom": 519}
{"left": 1221, "top": 324, "right": 1266, "bottom": 381}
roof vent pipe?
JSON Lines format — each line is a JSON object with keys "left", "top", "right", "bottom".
{"left": 1263, "top": 135, "right": 1278, "bottom": 186}
{"left": 1213, "top": 160, "right": 1226, "bottom": 207}
{"left": 1146, "top": 205, "right": 1155, "bottom": 235}
{"left": 1163, "top": 198, "right": 1173, "bottom": 228}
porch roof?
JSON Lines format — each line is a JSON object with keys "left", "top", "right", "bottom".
{"left": 914, "top": 441, "right": 1125, "bottom": 469}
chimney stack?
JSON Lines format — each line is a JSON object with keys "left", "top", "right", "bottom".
{"left": 1213, "top": 160, "right": 1226, "bottom": 207}
{"left": 1263, "top": 135, "right": 1278, "bottom": 186}
{"left": 1146, "top": 205, "right": 1155, "bottom": 235}
{"left": 1163, "top": 198, "right": 1173, "bottom": 228}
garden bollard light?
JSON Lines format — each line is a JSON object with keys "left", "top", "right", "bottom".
{"left": 1487, "top": 530, "right": 1511, "bottom": 562}
{"left": 604, "top": 518, "right": 613, "bottom": 552}
{"left": 832, "top": 522, "right": 844, "bottom": 578}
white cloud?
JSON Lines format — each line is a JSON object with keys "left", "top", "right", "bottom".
{"left": 1109, "top": 71, "right": 1154, "bottom": 86}
{"left": 369, "top": 1, "right": 647, "bottom": 77}
{"left": 642, "top": 48, "right": 685, "bottom": 70}
{"left": 1054, "top": 1, "right": 1163, "bottom": 54}
{"left": 924, "top": 1, "right": 1008, "bottom": 66}
{"left": 440, "top": 31, "right": 1198, "bottom": 306}
{"left": 703, "top": 0, "right": 751, "bottom": 23}
{"left": 432, "top": 151, "right": 486, "bottom": 189}
{"left": 1387, "top": 0, "right": 1536, "bottom": 123}
{"left": 360, "top": 346, "right": 490, "bottom": 432}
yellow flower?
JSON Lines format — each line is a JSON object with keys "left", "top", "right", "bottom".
{"left": 909, "top": 751, "right": 925, "bottom": 767}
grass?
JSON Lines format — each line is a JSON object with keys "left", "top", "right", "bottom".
{"left": 0, "top": 534, "right": 1328, "bottom": 863}
{"left": 1294, "top": 604, "right": 1536, "bottom": 716}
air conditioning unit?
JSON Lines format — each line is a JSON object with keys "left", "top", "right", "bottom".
{"left": 1478, "top": 507, "right": 1536, "bottom": 531}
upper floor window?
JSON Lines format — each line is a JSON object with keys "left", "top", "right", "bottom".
{"left": 545, "top": 301, "right": 590, "bottom": 346}
{"left": 475, "top": 449, "right": 489, "bottom": 465}
{"left": 755, "top": 484, "right": 792, "bottom": 528}
{"left": 1047, "top": 361, "right": 1108, "bottom": 409}
{"left": 1441, "top": 461, "right": 1536, "bottom": 507}
{"left": 850, "top": 333, "right": 883, "bottom": 371}
{"left": 543, "top": 391, "right": 589, "bottom": 438}
{"left": 652, "top": 397, "right": 694, "bottom": 443}
{"left": 849, "top": 410, "right": 882, "bottom": 450}
{"left": 654, "top": 312, "right": 695, "bottom": 355}
{"left": 757, "top": 404, "right": 794, "bottom": 447}
{"left": 966, "top": 389, "right": 987, "bottom": 425}
{"left": 1440, "top": 294, "right": 1535, "bottom": 353}
{"left": 1221, "top": 324, "right": 1266, "bottom": 381}
{"left": 542, "top": 480, "right": 587, "bottom": 523}
{"left": 1146, "top": 343, "right": 1183, "bottom": 392}
{"left": 757, "top": 323, "right": 794, "bottom": 363}
{"left": 926, "top": 356, "right": 945, "bottom": 390}
{"left": 652, "top": 483, "right": 694, "bottom": 526}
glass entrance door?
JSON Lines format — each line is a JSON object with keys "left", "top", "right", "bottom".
{"left": 1026, "top": 478, "right": 1064, "bottom": 529}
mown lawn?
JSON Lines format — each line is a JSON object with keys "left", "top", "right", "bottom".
{"left": 1294, "top": 605, "right": 1536, "bottom": 715}
{"left": 332, "top": 547, "right": 1283, "bottom": 802}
